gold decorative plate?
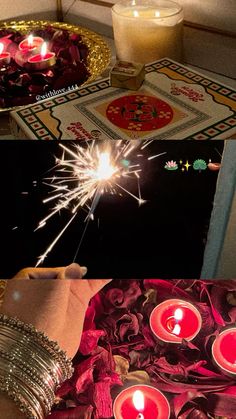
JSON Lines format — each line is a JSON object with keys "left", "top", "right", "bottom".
{"left": 0, "top": 20, "right": 111, "bottom": 113}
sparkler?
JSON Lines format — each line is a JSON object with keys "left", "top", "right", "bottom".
{"left": 35, "top": 140, "right": 166, "bottom": 266}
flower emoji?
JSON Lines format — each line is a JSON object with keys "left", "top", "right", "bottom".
{"left": 164, "top": 160, "right": 178, "bottom": 170}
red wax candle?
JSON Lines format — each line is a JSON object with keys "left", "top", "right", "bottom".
{"left": 113, "top": 385, "right": 170, "bottom": 419}
{"left": 0, "top": 42, "right": 10, "bottom": 66}
{"left": 212, "top": 328, "right": 236, "bottom": 376}
{"left": 19, "top": 35, "right": 44, "bottom": 51}
{"left": 150, "top": 299, "right": 202, "bottom": 343}
{"left": 27, "top": 42, "right": 56, "bottom": 71}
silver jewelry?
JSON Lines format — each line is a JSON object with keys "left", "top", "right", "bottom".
{"left": 0, "top": 314, "right": 74, "bottom": 419}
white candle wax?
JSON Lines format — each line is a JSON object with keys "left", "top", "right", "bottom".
{"left": 112, "top": 0, "right": 183, "bottom": 64}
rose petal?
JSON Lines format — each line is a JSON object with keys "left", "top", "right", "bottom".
{"left": 79, "top": 330, "right": 105, "bottom": 355}
{"left": 89, "top": 382, "right": 113, "bottom": 419}
{"left": 173, "top": 390, "right": 207, "bottom": 417}
{"left": 47, "top": 405, "right": 93, "bottom": 419}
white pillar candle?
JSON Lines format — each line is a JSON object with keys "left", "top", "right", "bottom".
{"left": 112, "top": 0, "right": 183, "bottom": 64}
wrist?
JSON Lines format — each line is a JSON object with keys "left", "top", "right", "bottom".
{"left": 0, "top": 393, "right": 26, "bottom": 419}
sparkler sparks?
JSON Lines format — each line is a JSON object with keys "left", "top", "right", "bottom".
{"left": 35, "top": 140, "right": 166, "bottom": 266}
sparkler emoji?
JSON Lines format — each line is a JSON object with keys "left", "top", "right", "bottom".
{"left": 35, "top": 140, "right": 166, "bottom": 267}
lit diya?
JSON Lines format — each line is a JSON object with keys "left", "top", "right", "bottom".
{"left": 150, "top": 299, "right": 202, "bottom": 343}
{"left": 113, "top": 385, "right": 170, "bottom": 419}
{"left": 19, "top": 34, "right": 44, "bottom": 51}
{"left": 28, "top": 42, "right": 56, "bottom": 70}
{"left": 0, "top": 42, "right": 10, "bottom": 67}
{"left": 208, "top": 161, "right": 221, "bottom": 171}
{"left": 212, "top": 328, "right": 236, "bottom": 377}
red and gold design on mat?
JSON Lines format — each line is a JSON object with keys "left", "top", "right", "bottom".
{"left": 106, "top": 94, "right": 173, "bottom": 132}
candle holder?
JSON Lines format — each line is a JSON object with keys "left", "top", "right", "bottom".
{"left": 19, "top": 35, "right": 44, "bottom": 52}
{"left": 150, "top": 299, "right": 202, "bottom": 343}
{"left": 113, "top": 384, "right": 170, "bottom": 419}
{"left": 0, "top": 20, "right": 111, "bottom": 111}
{"left": 212, "top": 328, "right": 236, "bottom": 377}
{"left": 27, "top": 42, "right": 56, "bottom": 71}
{"left": 111, "top": 0, "right": 183, "bottom": 64}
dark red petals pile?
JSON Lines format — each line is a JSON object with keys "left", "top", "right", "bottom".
{"left": 50, "top": 280, "right": 236, "bottom": 418}
{"left": 0, "top": 27, "right": 90, "bottom": 108}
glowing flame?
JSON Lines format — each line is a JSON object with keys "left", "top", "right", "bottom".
{"left": 40, "top": 42, "right": 47, "bottom": 58}
{"left": 172, "top": 324, "right": 181, "bottom": 335}
{"left": 133, "top": 390, "right": 145, "bottom": 412}
{"left": 134, "top": 10, "right": 139, "bottom": 17}
{"left": 155, "top": 10, "right": 160, "bottom": 17}
{"left": 28, "top": 34, "right": 34, "bottom": 47}
{"left": 0, "top": 43, "right": 4, "bottom": 55}
{"left": 93, "top": 152, "right": 117, "bottom": 180}
{"left": 174, "top": 308, "right": 183, "bottom": 321}
{"left": 171, "top": 308, "right": 183, "bottom": 335}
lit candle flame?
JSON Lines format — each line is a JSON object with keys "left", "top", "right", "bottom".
{"left": 28, "top": 34, "right": 34, "bottom": 47}
{"left": 40, "top": 42, "right": 47, "bottom": 58}
{"left": 0, "top": 43, "right": 4, "bottom": 55}
{"left": 155, "top": 10, "right": 160, "bottom": 17}
{"left": 171, "top": 308, "right": 183, "bottom": 335}
{"left": 172, "top": 324, "right": 181, "bottom": 335}
{"left": 133, "top": 390, "right": 145, "bottom": 412}
{"left": 133, "top": 10, "right": 139, "bottom": 17}
{"left": 174, "top": 308, "right": 183, "bottom": 321}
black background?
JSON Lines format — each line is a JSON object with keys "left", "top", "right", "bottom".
{"left": 0, "top": 140, "right": 224, "bottom": 279}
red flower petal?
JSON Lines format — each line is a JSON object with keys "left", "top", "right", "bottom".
{"left": 79, "top": 330, "right": 106, "bottom": 355}
{"left": 48, "top": 405, "right": 93, "bottom": 419}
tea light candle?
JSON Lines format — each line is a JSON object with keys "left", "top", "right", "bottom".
{"left": 212, "top": 328, "right": 236, "bottom": 376}
{"left": 113, "top": 385, "right": 170, "bottom": 419}
{"left": 0, "top": 43, "right": 10, "bottom": 67}
{"left": 112, "top": 0, "right": 183, "bottom": 64}
{"left": 28, "top": 42, "right": 56, "bottom": 71}
{"left": 150, "top": 299, "right": 202, "bottom": 343}
{"left": 19, "top": 34, "right": 44, "bottom": 52}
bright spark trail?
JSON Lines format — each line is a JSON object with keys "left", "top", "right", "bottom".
{"left": 35, "top": 140, "right": 166, "bottom": 266}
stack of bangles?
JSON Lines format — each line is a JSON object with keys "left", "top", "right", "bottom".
{"left": 0, "top": 313, "right": 74, "bottom": 419}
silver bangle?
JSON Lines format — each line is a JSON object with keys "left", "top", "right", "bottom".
{"left": 0, "top": 375, "right": 44, "bottom": 419}
{"left": 0, "top": 366, "right": 50, "bottom": 417}
{"left": 0, "top": 314, "right": 74, "bottom": 419}
{"left": 0, "top": 354, "right": 55, "bottom": 407}
{"left": 0, "top": 332, "right": 62, "bottom": 385}
{"left": 0, "top": 315, "right": 73, "bottom": 378}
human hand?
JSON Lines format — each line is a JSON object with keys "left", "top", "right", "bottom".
{"left": 11, "top": 263, "right": 88, "bottom": 279}
{"left": 0, "top": 263, "right": 111, "bottom": 358}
